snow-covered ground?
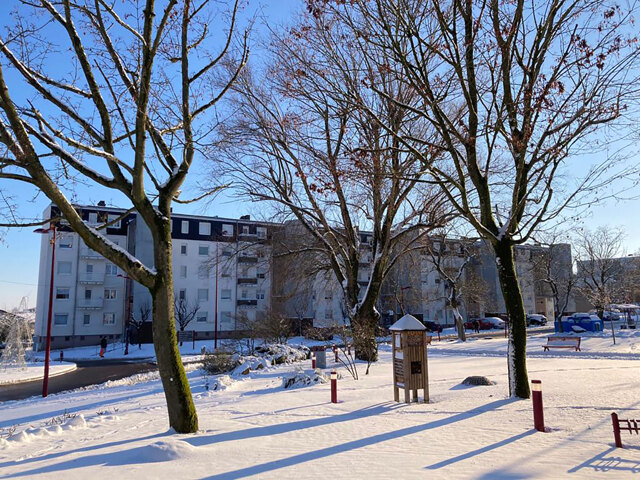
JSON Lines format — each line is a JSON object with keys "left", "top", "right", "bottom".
{"left": 2, "top": 338, "right": 639, "bottom": 479}
{"left": 0, "top": 362, "right": 77, "bottom": 386}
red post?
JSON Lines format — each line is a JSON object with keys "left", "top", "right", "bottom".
{"left": 531, "top": 380, "right": 545, "bottom": 432}
{"left": 331, "top": 370, "right": 337, "bottom": 403}
{"left": 612, "top": 412, "right": 623, "bottom": 448}
{"left": 333, "top": 345, "right": 338, "bottom": 362}
{"left": 42, "top": 225, "right": 56, "bottom": 398}
{"left": 214, "top": 242, "right": 219, "bottom": 350}
{"left": 311, "top": 353, "right": 316, "bottom": 369}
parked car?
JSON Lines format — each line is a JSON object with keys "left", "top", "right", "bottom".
{"left": 465, "top": 317, "right": 505, "bottom": 330}
{"left": 526, "top": 314, "right": 547, "bottom": 326}
{"left": 422, "top": 321, "right": 443, "bottom": 333}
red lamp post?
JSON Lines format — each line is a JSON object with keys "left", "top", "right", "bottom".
{"left": 117, "top": 273, "right": 133, "bottom": 355}
{"left": 214, "top": 242, "right": 219, "bottom": 350}
{"left": 34, "top": 223, "right": 56, "bottom": 398}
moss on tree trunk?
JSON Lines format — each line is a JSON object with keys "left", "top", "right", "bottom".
{"left": 494, "top": 241, "right": 530, "bottom": 399}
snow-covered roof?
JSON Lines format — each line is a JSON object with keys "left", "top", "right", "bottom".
{"left": 389, "top": 314, "right": 426, "bottom": 331}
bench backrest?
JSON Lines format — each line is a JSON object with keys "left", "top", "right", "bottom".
{"left": 547, "top": 336, "right": 580, "bottom": 346}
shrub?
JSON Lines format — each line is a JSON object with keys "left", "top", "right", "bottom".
{"left": 303, "top": 326, "right": 334, "bottom": 341}
{"left": 201, "top": 351, "right": 239, "bottom": 375}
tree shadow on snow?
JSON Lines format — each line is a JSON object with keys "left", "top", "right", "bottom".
{"left": 199, "top": 397, "right": 516, "bottom": 480}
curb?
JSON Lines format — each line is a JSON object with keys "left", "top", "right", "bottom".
{"left": 0, "top": 363, "right": 78, "bottom": 386}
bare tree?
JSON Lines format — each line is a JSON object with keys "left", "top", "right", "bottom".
{"left": 129, "top": 302, "right": 151, "bottom": 350}
{"left": 217, "top": 10, "right": 452, "bottom": 362}
{"left": 0, "top": 0, "right": 248, "bottom": 432}
{"left": 174, "top": 297, "right": 200, "bottom": 346}
{"left": 322, "top": 0, "right": 640, "bottom": 398}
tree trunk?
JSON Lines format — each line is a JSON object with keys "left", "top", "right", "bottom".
{"left": 151, "top": 235, "right": 198, "bottom": 433}
{"left": 452, "top": 307, "right": 466, "bottom": 341}
{"left": 351, "top": 308, "right": 379, "bottom": 362}
{"left": 494, "top": 241, "right": 530, "bottom": 399}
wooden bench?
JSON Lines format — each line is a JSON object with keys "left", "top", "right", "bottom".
{"left": 612, "top": 412, "right": 640, "bottom": 448}
{"left": 542, "top": 336, "right": 581, "bottom": 352}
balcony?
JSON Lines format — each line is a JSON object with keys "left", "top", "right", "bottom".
{"left": 77, "top": 298, "right": 104, "bottom": 309}
{"left": 79, "top": 248, "right": 104, "bottom": 259}
{"left": 78, "top": 273, "right": 104, "bottom": 284}
{"left": 237, "top": 277, "right": 258, "bottom": 285}
{"left": 237, "top": 299, "right": 257, "bottom": 307}
{"left": 238, "top": 256, "right": 258, "bottom": 264}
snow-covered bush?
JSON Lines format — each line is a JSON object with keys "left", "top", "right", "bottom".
{"left": 255, "top": 343, "right": 310, "bottom": 364}
{"left": 282, "top": 368, "right": 328, "bottom": 389}
{"left": 201, "top": 351, "right": 240, "bottom": 375}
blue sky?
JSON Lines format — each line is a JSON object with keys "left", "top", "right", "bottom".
{"left": 0, "top": 0, "right": 639, "bottom": 310}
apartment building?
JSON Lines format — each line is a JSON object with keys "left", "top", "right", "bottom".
{"left": 35, "top": 204, "right": 275, "bottom": 349}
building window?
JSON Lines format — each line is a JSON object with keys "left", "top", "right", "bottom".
{"left": 199, "top": 222, "right": 211, "bottom": 236}
{"left": 242, "top": 225, "right": 249, "bottom": 235}
{"left": 222, "top": 249, "right": 232, "bottom": 257}
{"left": 241, "top": 290, "right": 248, "bottom": 299}
{"left": 107, "top": 214, "right": 121, "bottom": 229}
{"left": 180, "top": 265, "right": 187, "bottom": 278}
{"left": 222, "top": 224, "right": 233, "bottom": 236}
{"left": 103, "top": 313, "right": 116, "bottom": 325}
{"left": 324, "top": 310, "right": 333, "bottom": 320}
{"left": 179, "top": 289, "right": 186, "bottom": 300}
{"left": 180, "top": 244, "right": 187, "bottom": 255}
{"left": 57, "top": 261, "right": 72, "bottom": 274}
{"left": 199, "top": 245, "right": 209, "bottom": 256}
{"left": 257, "top": 271, "right": 266, "bottom": 279}
{"left": 196, "top": 312, "right": 208, "bottom": 323}
{"left": 83, "top": 314, "right": 91, "bottom": 326}
{"left": 104, "top": 289, "right": 117, "bottom": 300}
{"left": 54, "top": 314, "right": 68, "bottom": 325}
{"left": 221, "top": 268, "right": 231, "bottom": 277}
{"left": 435, "top": 278, "right": 441, "bottom": 284}
{"left": 86, "top": 263, "right": 94, "bottom": 273}
{"left": 241, "top": 268, "right": 249, "bottom": 277}
{"left": 324, "top": 291, "right": 332, "bottom": 300}
{"left": 105, "top": 263, "right": 118, "bottom": 276}
{"left": 198, "top": 266, "right": 208, "bottom": 279}
{"left": 181, "top": 220, "right": 189, "bottom": 234}
{"left": 257, "top": 227, "right": 266, "bottom": 239}
{"left": 221, "top": 311, "right": 233, "bottom": 325}
{"left": 257, "top": 249, "right": 265, "bottom": 258}
{"left": 59, "top": 238, "right": 72, "bottom": 249}
{"left": 55, "top": 288, "right": 70, "bottom": 299}
{"left": 84, "top": 289, "right": 92, "bottom": 299}
{"left": 256, "top": 290, "right": 265, "bottom": 300}
{"left": 221, "top": 289, "right": 231, "bottom": 300}
{"left": 88, "top": 212, "right": 98, "bottom": 224}
{"left": 198, "top": 289, "right": 209, "bottom": 302}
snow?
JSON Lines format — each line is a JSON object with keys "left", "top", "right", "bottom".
{"left": 389, "top": 314, "right": 427, "bottom": 331}
{"left": 1, "top": 334, "right": 639, "bottom": 478}
{"left": 0, "top": 361, "right": 77, "bottom": 386}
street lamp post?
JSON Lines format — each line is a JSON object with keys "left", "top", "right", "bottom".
{"left": 34, "top": 223, "right": 56, "bottom": 398}
{"left": 214, "top": 242, "right": 219, "bottom": 350}
{"left": 117, "top": 273, "right": 132, "bottom": 355}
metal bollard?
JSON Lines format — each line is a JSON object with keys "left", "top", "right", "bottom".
{"left": 311, "top": 353, "right": 316, "bottom": 369}
{"left": 532, "top": 380, "right": 545, "bottom": 432}
{"left": 331, "top": 370, "right": 337, "bottom": 403}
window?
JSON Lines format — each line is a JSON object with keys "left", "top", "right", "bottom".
{"left": 84, "top": 289, "right": 92, "bottom": 299}
{"left": 324, "top": 291, "right": 333, "bottom": 300}
{"left": 198, "top": 289, "right": 208, "bottom": 302}
{"left": 59, "top": 239, "right": 72, "bottom": 249}
{"left": 324, "top": 310, "right": 333, "bottom": 320}
{"left": 88, "top": 212, "right": 98, "bottom": 224}
{"left": 180, "top": 244, "right": 187, "bottom": 255}
{"left": 257, "top": 271, "right": 266, "bottom": 279}
{"left": 104, "top": 289, "right": 117, "bottom": 300}
{"left": 199, "top": 222, "right": 211, "bottom": 236}
{"left": 181, "top": 220, "right": 189, "bottom": 234}
{"left": 221, "top": 289, "right": 231, "bottom": 300}
{"left": 241, "top": 268, "right": 249, "bottom": 277}
{"left": 222, "top": 224, "right": 233, "bottom": 236}
{"left": 57, "top": 261, "right": 72, "bottom": 274}
{"left": 221, "top": 268, "right": 231, "bottom": 277}
{"left": 198, "top": 266, "right": 208, "bottom": 279}
{"left": 86, "top": 264, "right": 94, "bottom": 273}
{"left": 196, "top": 312, "right": 208, "bottom": 323}
{"left": 83, "top": 314, "right": 90, "bottom": 326}
{"left": 56, "top": 288, "right": 70, "bottom": 299}
{"left": 105, "top": 263, "right": 118, "bottom": 276}
{"left": 256, "top": 290, "right": 265, "bottom": 300}
{"left": 241, "top": 290, "right": 248, "bottom": 299}
{"left": 107, "top": 214, "right": 121, "bottom": 229}
{"left": 435, "top": 278, "right": 441, "bottom": 284}
{"left": 199, "top": 245, "right": 209, "bottom": 256}
{"left": 180, "top": 265, "right": 187, "bottom": 278}
{"left": 103, "top": 313, "right": 116, "bottom": 325}
{"left": 221, "top": 311, "right": 233, "bottom": 324}
{"left": 242, "top": 225, "right": 249, "bottom": 235}
{"left": 257, "top": 249, "right": 265, "bottom": 258}
{"left": 54, "top": 314, "right": 68, "bottom": 325}
{"left": 222, "top": 249, "right": 232, "bottom": 257}
{"left": 257, "top": 227, "right": 266, "bottom": 239}
{"left": 179, "top": 289, "right": 186, "bottom": 301}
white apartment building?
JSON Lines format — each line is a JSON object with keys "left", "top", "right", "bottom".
{"left": 35, "top": 204, "right": 274, "bottom": 349}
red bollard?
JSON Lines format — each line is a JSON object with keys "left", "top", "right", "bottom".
{"left": 532, "top": 380, "right": 545, "bottom": 432}
{"left": 612, "top": 412, "right": 623, "bottom": 448}
{"left": 331, "top": 370, "right": 337, "bottom": 403}
{"left": 311, "top": 353, "right": 316, "bottom": 369}
{"left": 437, "top": 331, "right": 441, "bottom": 341}
{"left": 333, "top": 345, "right": 338, "bottom": 362}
